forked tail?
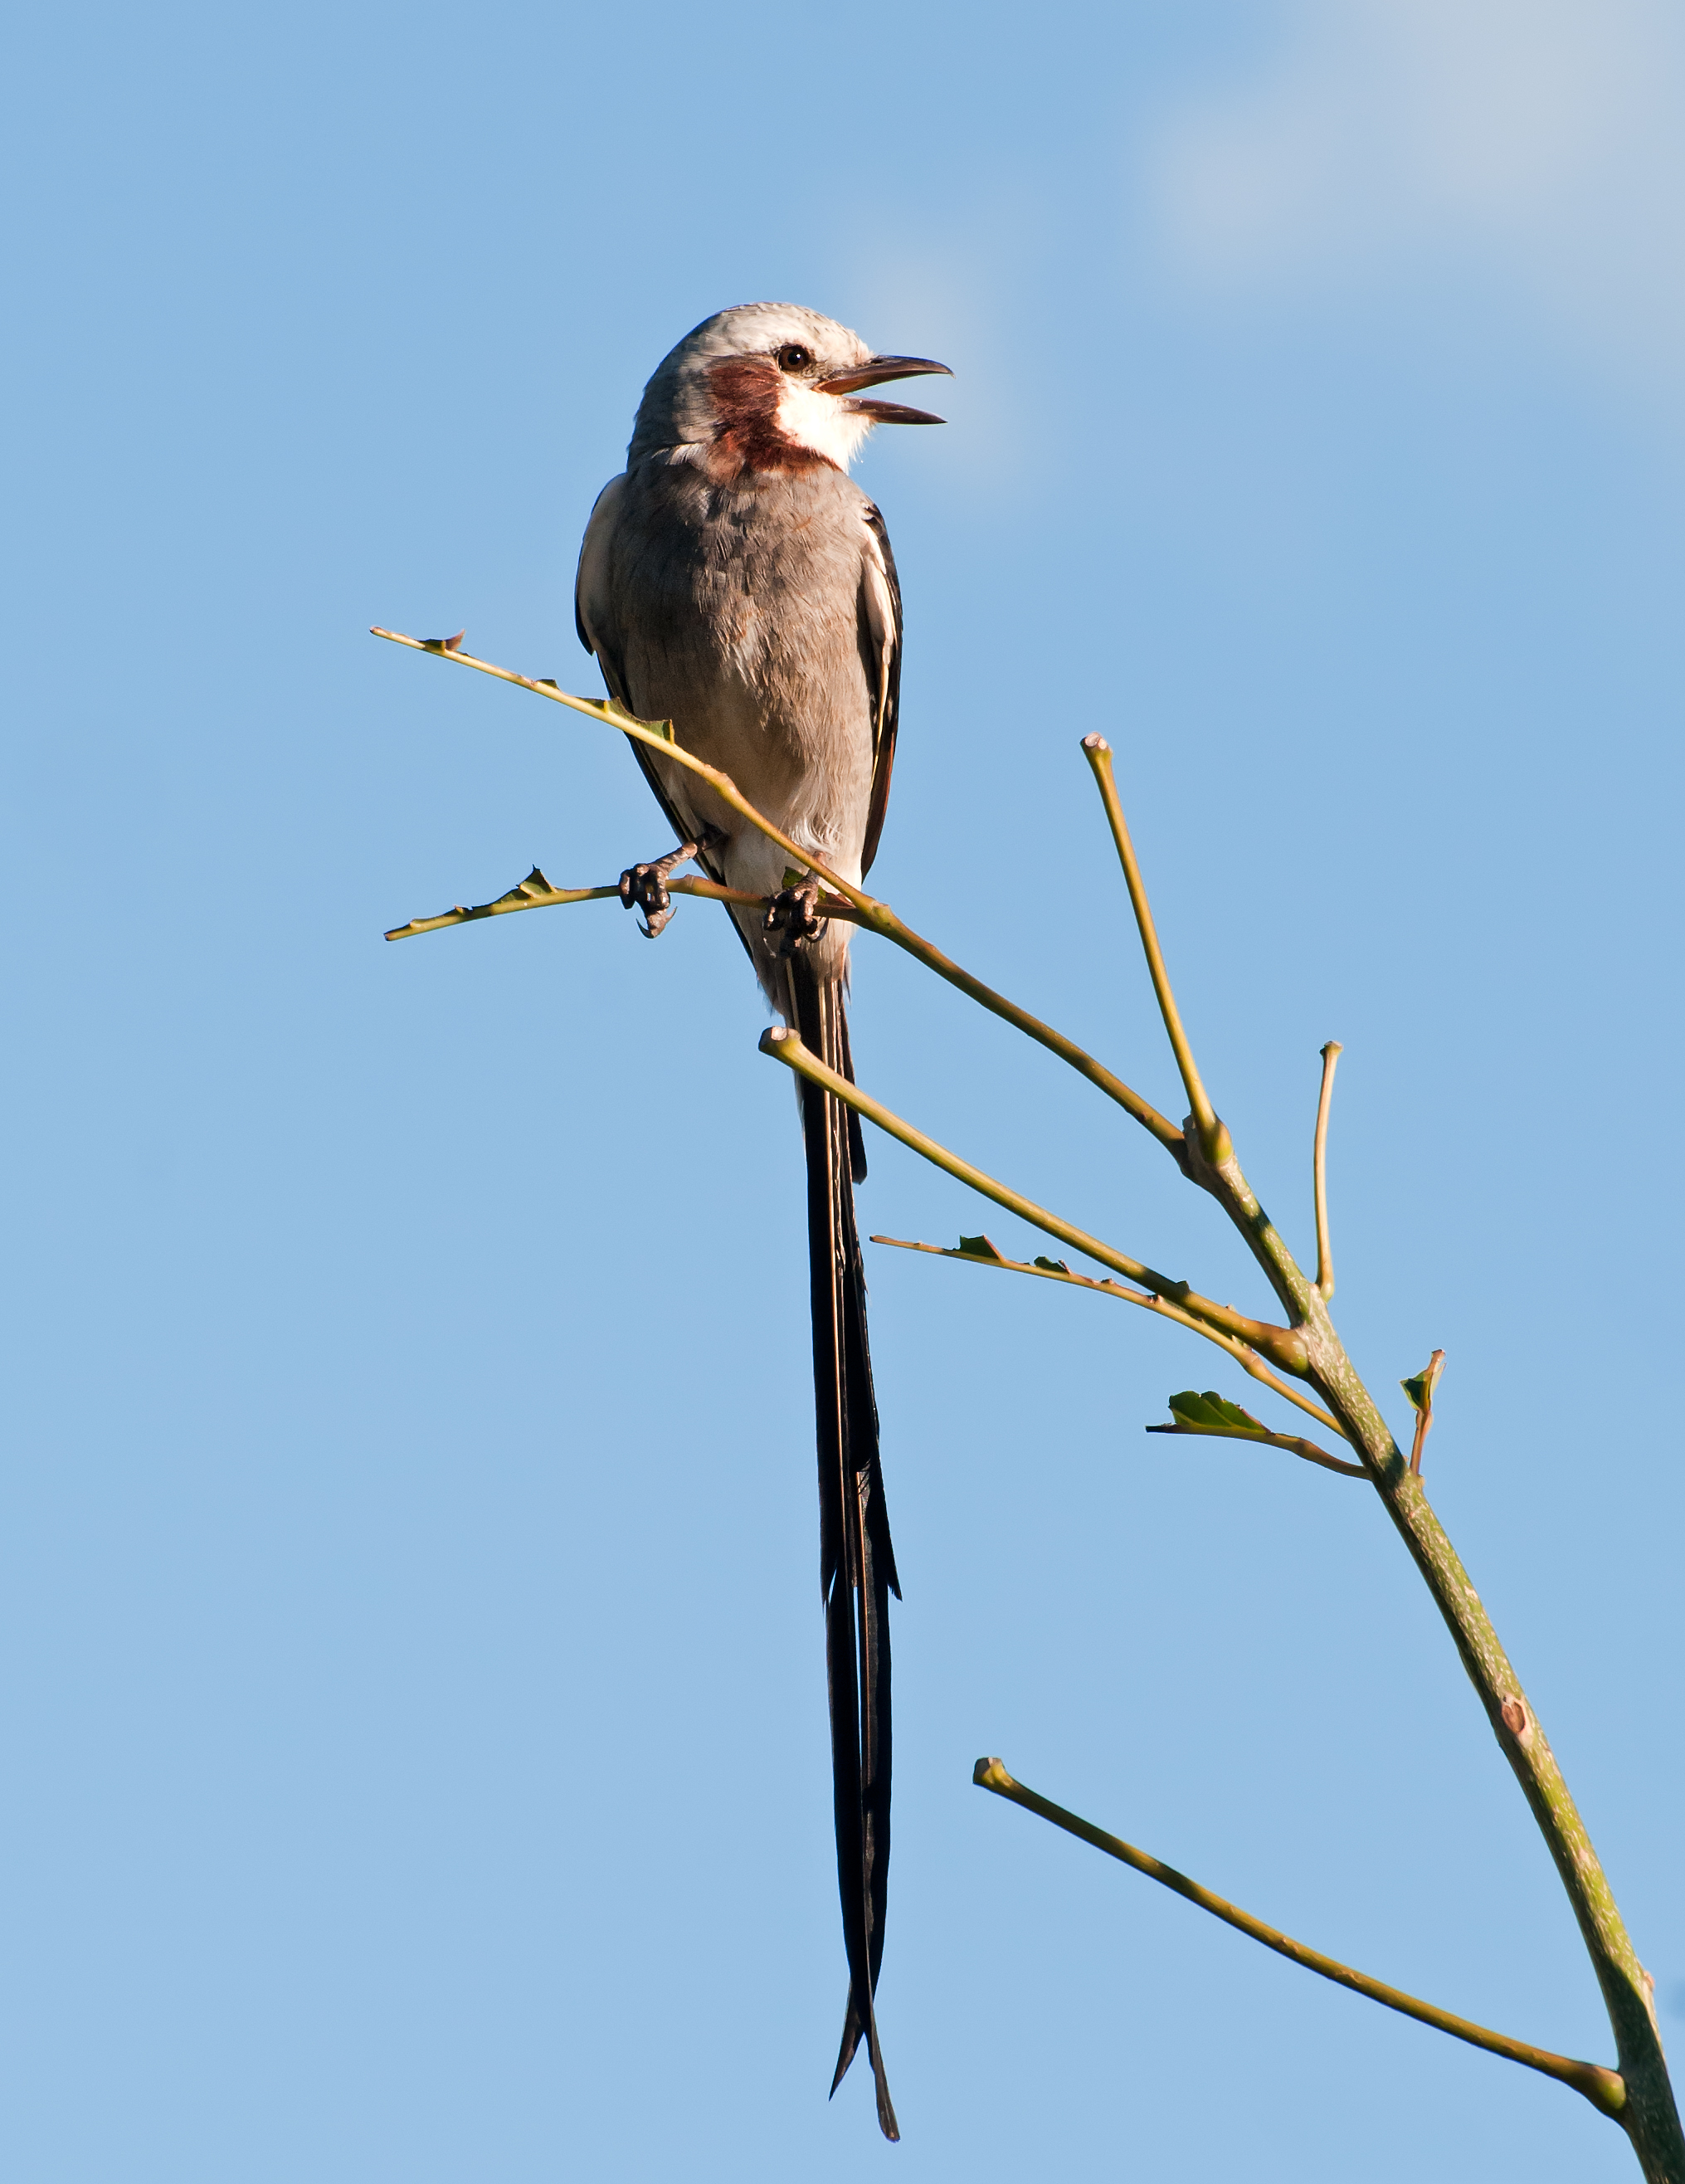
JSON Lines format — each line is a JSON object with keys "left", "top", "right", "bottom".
{"left": 788, "top": 958, "right": 900, "bottom": 2143}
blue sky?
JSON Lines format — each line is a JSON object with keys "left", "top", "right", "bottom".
{"left": 6, "top": 3, "right": 1684, "bottom": 2178}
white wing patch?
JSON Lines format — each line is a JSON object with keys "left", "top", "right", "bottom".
{"left": 860, "top": 512, "right": 897, "bottom": 743}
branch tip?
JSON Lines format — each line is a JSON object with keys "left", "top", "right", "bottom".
{"left": 1081, "top": 735, "right": 1222, "bottom": 1157}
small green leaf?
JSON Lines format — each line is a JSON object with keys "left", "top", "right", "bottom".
{"left": 956, "top": 1234, "right": 1007, "bottom": 1262}
{"left": 1033, "top": 1255, "right": 1071, "bottom": 1275}
{"left": 603, "top": 695, "right": 674, "bottom": 743}
{"left": 1400, "top": 1350, "right": 1447, "bottom": 1414}
{"left": 1167, "top": 1389, "right": 1267, "bottom": 1435}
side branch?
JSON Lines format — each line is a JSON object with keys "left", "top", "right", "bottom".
{"left": 373, "top": 629, "right": 1185, "bottom": 1157}
{"left": 972, "top": 1757, "right": 1626, "bottom": 2121}
{"left": 870, "top": 1234, "right": 1343, "bottom": 1436}
{"left": 876, "top": 906, "right": 1186, "bottom": 1158}
{"left": 760, "top": 1026, "right": 1307, "bottom": 1372}
{"left": 1312, "top": 1041, "right": 1342, "bottom": 1300}
{"left": 1146, "top": 1391, "right": 1364, "bottom": 1477}
{"left": 1082, "top": 734, "right": 1228, "bottom": 1165}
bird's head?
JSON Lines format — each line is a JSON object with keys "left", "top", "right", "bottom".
{"left": 628, "top": 302, "right": 951, "bottom": 477}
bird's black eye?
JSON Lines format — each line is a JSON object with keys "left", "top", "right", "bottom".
{"left": 776, "top": 343, "right": 812, "bottom": 373}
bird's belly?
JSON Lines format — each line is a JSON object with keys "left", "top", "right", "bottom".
{"left": 622, "top": 591, "right": 875, "bottom": 898}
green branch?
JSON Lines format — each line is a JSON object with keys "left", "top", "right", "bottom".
{"left": 1061, "top": 736, "right": 1682, "bottom": 2175}
{"left": 759, "top": 1026, "right": 1307, "bottom": 1370}
{"left": 869, "top": 1232, "right": 1343, "bottom": 1436}
{"left": 373, "top": 629, "right": 1186, "bottom": 1156}
{"left": 377, "top": 624, "right": 1685, "bottom": 2179}
{"left": 972, "top": 1757, "right": 1626, "bottom": 2120}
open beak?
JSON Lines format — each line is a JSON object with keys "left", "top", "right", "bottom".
{"left": 816, "top": 353, "right": 952, "bottom": 425}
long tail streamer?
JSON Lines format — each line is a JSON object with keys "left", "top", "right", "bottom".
{"left": 790, "top": 958, "right": 900, "bottom": 2143}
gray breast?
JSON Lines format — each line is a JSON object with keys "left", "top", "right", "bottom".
{"left": 602, "top": 461, "right": 879, "bottom": 877}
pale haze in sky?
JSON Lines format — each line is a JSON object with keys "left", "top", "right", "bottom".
{"left": 1154, "top": 0, "right": 1685, "bottom": 404}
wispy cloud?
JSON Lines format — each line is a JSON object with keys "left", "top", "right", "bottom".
{"left": 1148, "top": 0, "right": 1685, "bottom": 406}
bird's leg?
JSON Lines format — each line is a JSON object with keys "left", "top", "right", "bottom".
{"left": 617, "top": 841, "right": 699, "bottom": 939}
{"left": 764, "top": 878, "right": 827, "bottom": 957}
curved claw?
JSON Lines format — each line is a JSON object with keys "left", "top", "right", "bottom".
{"left": 764, "top": 880, "right": 827, "bottom": 957}
{"left": 618, "top": 841, "right": 699, "bottom": 939}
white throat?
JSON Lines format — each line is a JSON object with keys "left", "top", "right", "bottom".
{"left": 775, "top": 379, "right": 874, "bottom": 470}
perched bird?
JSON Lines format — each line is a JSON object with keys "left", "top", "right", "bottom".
{"left": 573, "top": 304, "right": 949, "bottom": 2139}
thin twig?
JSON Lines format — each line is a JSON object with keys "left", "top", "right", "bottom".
{"left": 1313, "top": 1041, "right": 1342, "bottom": 1301}
{"left": 870, "top": 1234, "right": 1343, "bottom": 1435}
{"left": 1081, "top": 734, "right": 1228, "bottom": 1165}
{"left": 760, "top": 1026, "right": 1308, "bottom": 1371}
{"left": 372, "top": 631, "right": 1186, "bottom": 1158}
{"left": 864, "top": 904, "right": 1186, "bottom": 1159}
{"left": 1144, "top": 1416, "right": 1365, "bottom": 1479}
{"left": 383, "top": 863, "right": 860, "bottom": 943}
{"left": 387, "top": 869, "right": 616, "bottom": 940}
{"left": 972, "top": 1757, "right": 1626, "bottom": 2120}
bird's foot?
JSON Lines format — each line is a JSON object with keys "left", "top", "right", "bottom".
{"left": 764, "top": 878, "right": 826, "bottom": 957}
{"left": 618, "top": 841, "right": 699, "bottom": 938}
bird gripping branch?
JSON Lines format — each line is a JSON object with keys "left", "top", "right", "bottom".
{"left": 573, "top": 303, "right": 952, "bottom": 2139}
